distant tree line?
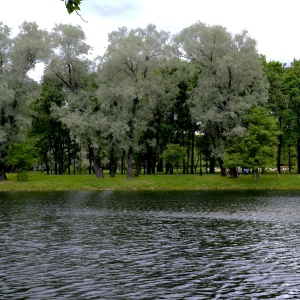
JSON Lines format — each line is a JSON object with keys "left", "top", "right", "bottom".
{"left": 0, "top": 20, "right": 298, "bottom": 180}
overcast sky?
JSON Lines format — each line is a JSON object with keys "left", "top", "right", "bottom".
{"left": 2, "top": 0, "right": 300, "bottom": 64}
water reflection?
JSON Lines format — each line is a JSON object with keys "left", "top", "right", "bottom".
{"left": 1, "top": 190, "right": 300, "bottom": 299}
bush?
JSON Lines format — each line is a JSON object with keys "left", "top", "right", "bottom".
{"left": 17, "top": 170, "right": 28, "bottom": 181}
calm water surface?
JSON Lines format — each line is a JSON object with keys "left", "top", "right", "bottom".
{"left": 1, "top": 190, "right": 300, "bottom": 299}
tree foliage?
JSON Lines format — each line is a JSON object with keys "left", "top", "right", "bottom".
{"left": 97, "top": 24, "right": 183, "bottom": 179}
{"left": 174, "top": 22, "right": 269, "bottom": 175}
{"left": 1, "top": 19, "right": 300, "bottom": 180}
{"left": 161, "top": 144, "right": 186, "bottom": 177}
{"left": 0, "top": 21, "right": 50, "bottom": 180}
{"left": 224, "top": 106, "right": 279, "bottom": 179}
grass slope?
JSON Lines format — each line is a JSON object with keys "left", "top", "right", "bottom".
{"left": 0, "top": 172, "right": 300, "bottom": 191}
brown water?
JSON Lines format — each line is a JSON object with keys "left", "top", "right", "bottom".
{"left": 1, "top": 190, "right": 300, "bottom": 299}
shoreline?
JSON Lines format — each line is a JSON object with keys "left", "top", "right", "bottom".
{"left": 0, "top": 172, "right": 300, "bottom": 192}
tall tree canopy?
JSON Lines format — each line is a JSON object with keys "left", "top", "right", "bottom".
{"left": 2, "top": 19, "right": 300, "bottom": 179}
{"left": 97, "top": 24, "right": 183, "bottom": 178}
{"left": 174, "top": 22, "right": 269, "bottom": 175}
{"left": 262, "top": 59, "right": 288, "bottom": 173}
{"left": 0, "top": 21, "right": 50, "bottom": 180}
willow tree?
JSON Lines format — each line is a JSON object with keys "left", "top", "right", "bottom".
{"left": 174, "top": 22, "right": 269, "bottom": 176}
{"left": 45, "top": 24, "right": 101, "bottom": 177}
{"left": 97, "top": 24, "right": 181, "bottom": 179}
{"left": 0, "top": 21, "right": 50, "bottom": 180}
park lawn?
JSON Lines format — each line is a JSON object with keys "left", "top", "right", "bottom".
{"left": 0, "top": 171, "right": 300, "bottom": 191}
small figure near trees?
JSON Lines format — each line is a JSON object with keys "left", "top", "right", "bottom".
{"left": 242, "top": 168, "right": 249, "bottom": 175}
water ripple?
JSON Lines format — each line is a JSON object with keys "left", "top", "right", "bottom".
{"left": 1, "top": 190, "right": 300, "bottom": 299}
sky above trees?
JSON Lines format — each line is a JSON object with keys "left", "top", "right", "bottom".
{"left": 2, "top": 0, "right": 300, "bottom": 77}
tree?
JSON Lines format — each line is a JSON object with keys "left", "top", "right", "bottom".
{"left": 161, "top": 144, "right": 186, "bottom": 177}
{"left": 174, "top": 22, "right": 269, "bottom": 176}
{"left": 6, "top": 138, "right": 38, "bottom": 180}
{"left": 48, "top": 23, "right": 92, "bottom": 92}
{"left": 31, "top": 76, "right": 74, "bottom": 175}
{"left": 262, "top": 58, "right": 288, "bottom": 174}
{"left": 0, "top": 21, "right": 50, "bottom": 180}
{"left": 283, "top": 60, "right": 300, "bottom": 174}
{"left": 224, "top": 106, "right": 279, "bottom": 180}
{"left": 97, "top": 24, "right": 181, "bottom": 179}
{"left": 45, "top": 24, "right": 102, "bottom": 176}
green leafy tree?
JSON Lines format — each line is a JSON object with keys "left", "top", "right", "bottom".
{"left": 282, "top": 60, "right": 300, "bottom": 174}
{"left": 262, "top": 58, "right": 288, "bottom": 174}
{"left": 161, "top": 143, "right": 186, "bottom": 177}
{"left": 224, "top": 106, "right": 279, "bottom": 180}
{"left": 6, "top": 139, "right": 38, "bottom": 180}
{"left": 31, "top": 76, "right": 74, "bottom": 175}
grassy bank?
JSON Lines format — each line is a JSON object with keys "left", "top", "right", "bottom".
{"left": 0, "top": 171, "right": 300, "bottom": 191}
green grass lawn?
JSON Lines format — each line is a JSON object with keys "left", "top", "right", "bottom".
{"left": 0, "top": 171, "right": 300, "bottom": 191}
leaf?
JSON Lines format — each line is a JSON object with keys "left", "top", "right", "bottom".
{"left": 65, "top": 0, "right": 81, "bottom": 14}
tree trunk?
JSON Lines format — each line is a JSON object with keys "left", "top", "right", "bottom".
{"left": 165, "top": 162, "right": 170, "bottom": 174}
{"left": 253, "top": 168, "right": 260, "bottom": 181}
{"left": 186, "top": 142, "right": 190, "bottom": 174}
{"left": 94, "top": 160, "right": 104, "bottom": 179}
{"left": 288, "top": 147, "right": 292, "bottom": 174}
{"left": 151, "top": 156, "right": 155, "bottom": 174}
{"left": 191, "top": 131, "right": 195, "bottom": 174}
{"left": 298, "top": 137, "right": 300, "bottom": 174}
{"left": 218, "top": 158, "right": 226, "bottom": 176}
{"left": 277, "top": 133, "right": 283, "bottom": 174}
{"left": 46, "top": 163, "right": 49, "bottom": 175}
{"left": 127, "top": 97, "right": 138, "bottom": 179}
{"left": 127, "top": 146, "right": 134, "bottom": 179}
{"left": 89, "top": 157, "right": 92, "bottom": 175}
{"left": 89, "top": 145, "right": 103, "bottom": 179}
{"left": 73, "top": 153, "right": 76, "bottom": 175}
{"left": 146, "top": 146, "right": 152, "bottom": 175}
{"left": 121, "top": 150, "right": 126, "bottom": 174}
{"left": 67, "top": 139, "right": 71, "bottom": 175}
{"left": 157, "top": 157, "right": 163, "bottom": 172}
{"left": 209, "top": 157, "right": 215, "bottom": 174}
{"left": 110, "top": 144, "right": 116, "bottom": 177}
{"left": 199, "top": 153, "right": 203, "bottom": 175}
{"left": 134, "top": 152, "right": 142, "bottom": 177}
{"left": 0, "top": 163, "right": 7, "bottom": 181}
{"left": 229, "top": 167, "right": 237, "bottom": 178}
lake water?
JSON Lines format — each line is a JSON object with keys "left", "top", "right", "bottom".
{"left": 1, "top": 190, "right": 300, "bottom": 299}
